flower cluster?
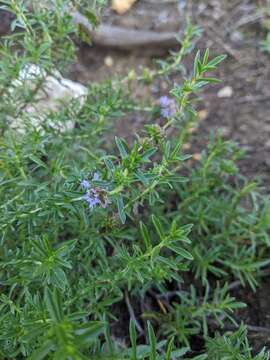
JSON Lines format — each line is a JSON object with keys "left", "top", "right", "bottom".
{"left": 159, "top": 95, "right": 177, "bottom": 118}
{"left": 81, "top": 173, "right": 109, "bottom": 210}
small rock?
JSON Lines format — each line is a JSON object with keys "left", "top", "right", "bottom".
{"left": 183, "top": 143, "right": 191, "bottom": 150}
{"left": 230, "top": 31, "right": 244, "bottom": 44}
{"left": 265, "top": 140, "right": 270, "bottom": 148}
{"left": 111, "top": 0, "right": 137, "bottom": 15}
{"left": 192, "top": 153, "right": 202, "bottom": 161}
{"left": 198, "top": 109, "right": 209, "bottom": 121}
{"left": 217, "top": 86, "right": 233, "bottom": 98}
{"left": 187, "top": 127, "right": 198, "bottom": 134}
{"left": 9, "top": 64, "right": 87, "bottom": 133}
{"left": 104, "top": 56, "right": 114, "bottom": 67}
{"left": 219, "top": 126, "right": 230, "bottom": 137}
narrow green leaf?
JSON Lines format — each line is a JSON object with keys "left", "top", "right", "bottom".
{"left": 171, "top": 139, "right": 183, "bottom": 159}
{"left": 198, "top": 77, "right": 221, "bottom": 83}
{"left": 207, "top": 54, "right": 227, "bottom": 67}
{"left": 151, "top": 245, "right": 161, "bottom": 263}
{"left": 203, "top": 48, "right": 209, "bottom": 65}
{"left": 29, "top": 340, "right": 54, "bottom": 360}
{"left": 141, "top": 147, "right": 157, "bottom": 161}
{"left": 117, "top": 196, "right": 126, "bottom": 224}
{"left": 129, "top": 319, "right": 137, "bottom": 360}
{"left": 75, "top": 321, "right": 105, "bottom": 343}
{"left": 83, "top": 9, "right": 98, "bottom": 27}
{"left": 104, "top": 157, "right": 115, "bottom": 175}
{"left": 151, "top": 215, "right": 164, "bottom": 240}
{"left": 115, "top": 136, "right": 128, "bottom": 159}
{"left": 44, "top": 287, "right": 63, "bottom": 322}
{"left": 140, "top": 221, "right": 152, "bottom": 250}
{"left": 104, "top": 321, "right": 114, "bottom": 354}
{"left": 168, "top": 244, "right": 193, "bottom": 260}
{"left": 52, "top": 267, "right": 68, "bottom": 290}
{"left": 28, "top": 154, "right": 47, "bottom": 169}
{"left": 148, "top": 321, "right": 156, "bottom": 360}
{"left": 193, "top": 50, "right": 201, "bottom": 77}
{"left": 165, "top": 337, "right": 174, "bottom": 360}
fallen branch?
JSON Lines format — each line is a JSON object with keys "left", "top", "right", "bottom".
{"left": 71, "top": 10, "right": 180, "bottom": 49}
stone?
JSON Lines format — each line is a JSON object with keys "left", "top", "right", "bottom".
{"left": 9, "top": 64, "right": 87, "bottom": 133}
{"left": 217, "top": 86, "right": 233, "bottom": 98}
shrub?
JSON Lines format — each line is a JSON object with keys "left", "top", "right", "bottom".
{"left": 0, "top": 1, "right": 270, "bottom": 359}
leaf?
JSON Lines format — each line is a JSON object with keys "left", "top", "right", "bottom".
{"left": 44, "top": 287, "right": 63, "bottom": 322}
{"left": 103, "top": 158, "right": 115, "bottom": 178}
{"left": 157, "top": 256, "right": 179, "bottom": 271}
{"left": 129, "top": 319, "right": 137, "bottom": 360}
{"left": 83, "top": 9, "right": 98, "bottom": 27}
{"left": 165, "top": 337, "right": 174, "bottom": 360}
{"left": 140, "top": 221, "right": 152, "bottom": 250}
{"left": 115, "top": 136, "right": 128, "bottom": 159}
{"left": 141, "top": 147, "right": 157, "bottom": 161}
{"left": 198, "top": 77, "right": 221, "bottom": 84}
{"left": 151, "top": 215, "right": 164, "bottom": 240}
{"left": 117, "top": 196, "right": 126, "bottom": 224}
{"left": 193, "top": 50, "right": 201, "bottom": 77}
{"left": 29, "top": 340, "right": 54, "bottom": 360}
{"left": 171, "top": 347, "right": 190, "bottom": 357}
{"left": 77, "top": 24, "right": 92, "bottom": 45}
{"left": 28, "top": 154, "right": 47, "bottom": 169}
{"left": 151, "top": 245, "right": 161, "bottom": 263}
{"left": 168, "top": 244, "right": 193, "bottom": 260}
{"left": 148, "top": 321, "right": 157, "bottom": 360}
{"left": 75, "top": 321, "right": 105, "bottom": 343}
{"left": 203, "top": 48, "right": 209, "bottom": 65}
{"left": 207, "top": 54, "right": 227, "bottom": 67}
{"left": 52, "top": 267, "right": 68, "bottom": 290}
{"left": 171, "top": 139, "right": 183, "bottom": 159}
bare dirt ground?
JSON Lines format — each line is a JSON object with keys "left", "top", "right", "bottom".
{"left": 71, "top": 0, "right": 270, "bottom": 351}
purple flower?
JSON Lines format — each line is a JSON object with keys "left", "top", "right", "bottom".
{"left": 82, "top": 190, "right": 101, "bottom": 209}
{"left": 159, "top": 96, "right": 171, "bottom": 107}
{"left": 159, "top": 95, "right": 177, "bottom": 118}
{"left": 81, "top": 179, "right": 90, "bottom": 190}
{"left": 92, "top": 172, "right": 100, "bottom": 181}
{"left": 161, "top": 107, "right": 171, "bottom": 118}
{"left": 80, "top": 173, "right": 109, "bottom": 210}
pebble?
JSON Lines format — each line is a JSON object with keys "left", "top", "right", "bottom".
{"left": 183, "top": 143, "right": 191, "bottom": 150}
{"left": 219, "top": 126, "right": 230, "bottom": 137}
{"left": 265, "top": 140, "right": 270, "bottom": 148}
{"left": 104, "top": 56, "right": 114, "bottom": 67}
{"left": 192, "top": 153, "right": 202, "bottom": 161}
{"left": 198, "top": 109, "right": 209, "bottom": 121}
{"left": 111, "top": 0, "right": 137, "bottom": 15}
{"left": 9, "top": 64, "right": 87, "bottom": 133}
{"left": 217, "top": 86, "right": 233, "bottom": 98}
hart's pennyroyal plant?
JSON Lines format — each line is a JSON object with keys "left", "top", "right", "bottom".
{"left": 0, "top": 1, "right": 269, "bottom": 359}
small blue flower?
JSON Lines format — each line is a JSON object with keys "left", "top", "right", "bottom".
{"left": 161, "top": 107, "right": 171, "bottom": 118}
{"left": 81, "top": 179, "right": 90, "bottom": 190}
{"left": 82, "top": 190, "right": 101, "bottom": 209}
{"left": 159, "top": 96, "right": 171, "bottom": 108}
{"left": 92, "top": 172, "right": 100, "bottom": 181}
{"left": 159, "top": 95, "right": 177, "bottom": 118}
{"left": 80, "top": 173, "right": 109, "bottom": 210}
